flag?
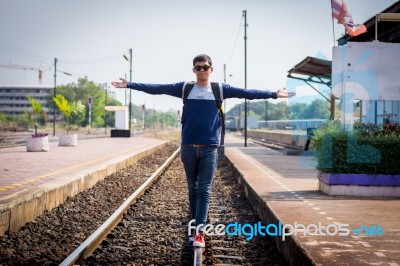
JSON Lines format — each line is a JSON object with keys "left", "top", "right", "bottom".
{"left": 331, "top": 0, "right": 367, "bottom": 37}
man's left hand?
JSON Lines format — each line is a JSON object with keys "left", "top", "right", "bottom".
{"left": 276, "top": 87, "right": 289, "bottom": 98}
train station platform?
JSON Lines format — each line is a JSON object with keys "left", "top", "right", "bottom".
{"left": 225, "top": 133, "right": 400, "bottom": 266}
{"left": 0, "top": 137, "right": 167, "bottom": 236}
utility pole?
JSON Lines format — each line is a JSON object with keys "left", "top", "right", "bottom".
{"left": 53, "top": 58, "right": 57, "bottom": 136}
{"left": 52, "top": 58, "right": 72, "bottom": 137}
{"left": 104, "top": 83, "right": 108, "bottom": 135}
{"left": 243, "top": 10, "right": 248, "bottom": 147}
{"left": 223, "top": 64, "right": 227, "bottom": 113}
{"left": 124, "top": 49, "right": 133, "bottom": 131}
{"left": 129, "top": 48, "right": 132, "bottom": 130}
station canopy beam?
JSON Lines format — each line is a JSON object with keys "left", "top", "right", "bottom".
{"left": 287, "top": 56, "right": 335, "bottom": 119}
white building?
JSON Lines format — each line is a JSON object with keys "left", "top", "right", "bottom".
{"left": 0, "top": 84, "right": 53, "bottom": 116}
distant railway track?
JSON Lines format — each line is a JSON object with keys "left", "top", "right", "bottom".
{"left": 241, "top": 136, "right": 305, "bottom": 155}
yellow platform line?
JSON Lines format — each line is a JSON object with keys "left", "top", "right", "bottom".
{"left": 0, "top": 143, "right": 152, "bottom": 192}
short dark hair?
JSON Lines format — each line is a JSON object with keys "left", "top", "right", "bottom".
{"left": 193, "top": 54, "right": 212, "bottom": 66}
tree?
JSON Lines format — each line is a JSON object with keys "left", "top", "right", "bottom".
{"left": 48, "top": 77, "right": 108, "bottom": 128}
{"left": 289, "top": 102, "right": 308, "bottom": 119}
{"left": 53, "top": 94, "right": 84, "bottom": 133}
{"left": 305, "top": 99, "right": 330, "bottom": 119}
{"left": 27, "top": 96, "right": 47, "bottom": 136}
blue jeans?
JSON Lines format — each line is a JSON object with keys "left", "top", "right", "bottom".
{"left": 181, "top": 145, "right": 218, "bottom": 230}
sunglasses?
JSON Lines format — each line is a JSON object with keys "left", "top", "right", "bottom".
{"left": 194, "top": 65, "right": 211, "bottom": 71}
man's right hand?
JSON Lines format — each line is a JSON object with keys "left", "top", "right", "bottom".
{"left": 111, "top": 78, "right": 128, "bottom": 88}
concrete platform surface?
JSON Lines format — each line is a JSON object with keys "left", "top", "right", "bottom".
{"left": 1, "top": 133, "right": 399, "bottom": 265}
{"left": 225, "top": 134, "right": 400, "bottom": 266}
{"left": 0, "top": 136, "right": 167, "bottom": 235}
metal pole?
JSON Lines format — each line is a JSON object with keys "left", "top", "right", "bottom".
{"left": 53, "top": 58, "right": 57, "bottom": 136}
{"left": 243, "top": 10, "right": 248, "bottom": 147}
{"left": 129, "top": 48, "right": 132, "bottom": 131}
{"left": 223, "top": 64, "right": 226, "bottom": 112}
{"left": 105, "top": 83, "right": 108, "bottom": 135}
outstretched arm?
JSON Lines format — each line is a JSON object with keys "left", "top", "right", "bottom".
{"left": 111, "top": 78, "right": 184, "bottom": 98}
{"left": 111, "top": 78, "right": 128, "bottom": 88}
{"left": 276, "top": 87, "right": 289, "bottom": 98}
{"left": 223, "top": 84, "right": 291, "bottom": 100}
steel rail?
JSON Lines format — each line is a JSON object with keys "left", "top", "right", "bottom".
{"left": 59, "top": 147, "right": 181, "bottom": 266}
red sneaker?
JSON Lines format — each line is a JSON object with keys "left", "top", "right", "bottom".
{"left": 193, "top": 232, "right": 205, "bottom": 247}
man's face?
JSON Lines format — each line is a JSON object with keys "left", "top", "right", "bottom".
{"left": 193, "top": 61, "right": 213, "bottom": 81}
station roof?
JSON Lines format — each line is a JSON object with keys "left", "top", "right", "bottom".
{"left": 338, "top": 1, "right": 400, "bottom": 45}
{"left": 287, "top": 56, "right": 332, "bottom": 85}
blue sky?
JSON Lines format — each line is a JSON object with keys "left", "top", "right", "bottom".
{"left": 0, "top": 0, "right": 398, "bottom": 111}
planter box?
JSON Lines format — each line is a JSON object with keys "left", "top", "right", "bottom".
{"left": 26, "top": 135, "right": 50, "bottom": 152}
{"left": 58, "top": 134, "right": 78, "bottom": 147}
{"left": 318, "top": 172, "right": 400, "bottom": 197}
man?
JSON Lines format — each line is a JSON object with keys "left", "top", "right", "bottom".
{"left": 112, "top": 54, "right": 289, "bottom": 247}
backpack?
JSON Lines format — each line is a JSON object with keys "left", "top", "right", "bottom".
{"left": 181, "top": 81, "right": 225, "bottom": 159}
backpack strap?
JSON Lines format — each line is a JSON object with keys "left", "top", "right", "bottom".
{"left": 181, "top": 81, "right": 195, "bottom": 124}
{"left": 182, "top": 81, "right": 195, "bottom": 104}
{"left": 210, "top": 82, "right": 223, "bottom": 111}
{"left": 210, "top": 82, "right": 225, "bottom": 148}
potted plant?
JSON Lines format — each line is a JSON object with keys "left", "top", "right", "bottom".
{"left": 53, "top": 94, "right": 84, "bottom": 146}
{"left": 312, "top": 121, "right": 400, "bottom": 197}
{"left": 26, "top": 96, "right": 49, "bottom": 152}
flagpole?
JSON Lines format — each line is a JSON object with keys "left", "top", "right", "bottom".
{"left": 331, "top": 0, "right": 336, "bottom": 46}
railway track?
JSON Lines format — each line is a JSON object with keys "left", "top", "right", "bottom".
{"left": 248, "top": 138, "right": 305, "bottom": 155}
{"left": 60, "top": 147, "right": 181, "bottom": 266}
{"left": 0, "top": 142, "right": 287, "bottom": 265}
{"left": 59, "top": 149, "right": 286, "bottom": 265}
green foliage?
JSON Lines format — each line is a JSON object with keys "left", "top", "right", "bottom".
{"left": 144, "top": 109, "right": 178, "bottom": 129}
{"left": 50, "top": 77, "right": 106, "bottom": 128}
{"left": 311, "top": 121, "right": 341, "bottom": 150}
{"left": 354, "top": 120, "right": 400, "bottom": 137}
{"left": 27, "top": 96, "right": 47, "bottom": 136}
{"left": 53, "top": 94, "right": 84, "bottom": 132}
{"left": 53, "top": 94, "right": 84, "bottom": 118}
{"left": 27, "top": 96, "right": 42, "bottom": 115}
{"left": 353, "top": 121, "right": 382, "bottom": 135}
{"left": 313, "top": 121, "right": 400, "bottom": 175}
{"left": 53, "top": 94, "right": 72, "bottom": 117}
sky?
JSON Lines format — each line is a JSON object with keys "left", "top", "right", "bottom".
{"left": 0, "top": 0, "right": 398, "bottom": 112}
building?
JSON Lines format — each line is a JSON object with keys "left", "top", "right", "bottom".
{"left": 335, "top": 1, "right": 400, "bottom": 126}
{"left": 0, "top": 85, "right": 53, "bottom": 116}
{"left": 337, "top": 1, "right": 400, "bottom": 45}
{"left": 288, "top": 1, "right": 400, "bottom": 127}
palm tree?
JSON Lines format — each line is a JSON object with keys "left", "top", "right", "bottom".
{"left": 27, "top": 96, "right": 47, "bottom": 137}
{"left": 53, "top": 94, "right": 84, "bottom": 134}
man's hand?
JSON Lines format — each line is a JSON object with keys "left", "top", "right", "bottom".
{"left": 276, "top": 87, "right": 289, "bottom": 98}
{"left": 111, "top": 78, "right": 128, "bottom": 88}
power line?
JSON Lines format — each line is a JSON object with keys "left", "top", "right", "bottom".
{"left": 225, "top": 16, "right": 244, "bottom": 66}
{"left": 0, "top": 41, "right": 125, "bottom": 66}
{"left": 58, "top": 53, "right": 123, "bottom": 65}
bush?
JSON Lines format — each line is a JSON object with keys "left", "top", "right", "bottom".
{"left": 312, "top": 121, "right": 400, "bottom": 175}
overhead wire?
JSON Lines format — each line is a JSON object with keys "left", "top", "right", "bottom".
{"left": 225, "top": 16, "right": 244, "bottom": 66}
{"left": 219, "top": 16, "right": 244, "bottom": 82}
{"left": 0, "top": 40, "right": 125, "bottom": 67}
{"left": 0, "top": 40, "right": 127, "bottom": 81}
